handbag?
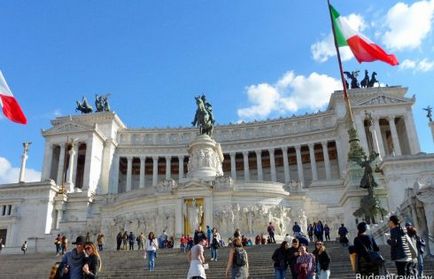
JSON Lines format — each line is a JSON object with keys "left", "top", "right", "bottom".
{"left": 367, "top": 250, "right": 384, "bottom": 265}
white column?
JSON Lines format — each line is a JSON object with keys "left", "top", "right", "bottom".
{"left": 230, "top": 152, "right": 236, "bottom": 180}
{"left": 126, "top": 156, "right": 132, "bottom": 192}
{"left": 355, "top": 116, "right": 369, "bottom": 153}
{"left": 373, "top": 117, "right": 386, "bottom": 158}
{"left": 282, "top": 147, "right": 290, "bottom": 184}
{"left": 335, "top": 140, "right": 344, "bottom": 178}
{"left": 152, "top": 156, "right": 159, "bottom": 186}
{"left": 295, "top": 145, "right": 304, "bottom": 186}
{"left": 322, "top": 141, "right": 331, "bottom": 180}
{"left": 56, "top": 144, "right": 66, "bottom": 185}
{"left": 139, "top": 157, "right": 145, "bottom": 188}
{"left": 387, "top": 116, "right": 401, "bottom": 156}
{"left": 165, "top": 156, "right": 171, "bottom": 180}
{"left": 308, "top": 143, "right": 318, "bottom": 181}
{"left": 178, "top": 156, "right": 185, "bottom": 180}
{"left": 243, "top": 151, "right": 250, "bottom": 181}
{"left": 19, "top": 142, "right": 31, "bottom": 183}
{"left": 111, "top": 155, "right": 120, "bottom": 193}
{"left": 82, "top": 138, "right": 94, "bottom": 190}
{"left": 269, "top": 148, "right": 276, "bottom": 182}
{"left": 255, "top": 150, "right": 263, "bottom": 181}
{"left": 71, "top": 143, "right": 79, "bottom": 186}
{"left": 66, "top": 145, "right": 76, "bottom": 192}
{"left": 175, "top": 199, "right": 183, "bottom": 244}
{"left": 404, "top": 112, "right": 421, "bottom": 154}
{"left": 41, "top": 142, "right": 53, "bottom": 180}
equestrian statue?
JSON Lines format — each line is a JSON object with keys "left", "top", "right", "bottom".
{"left": 192, "top": 94, "right": 215, "bottom": 136}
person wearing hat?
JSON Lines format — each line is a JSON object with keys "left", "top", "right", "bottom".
{"left": 60, "top": 235, "right": 86, "bottom": 279}
{"left": 405, "top": 222, "right": 425, "bottom": 277}
{"left": 387, "top": 215, "right": 413, "bottom": 276}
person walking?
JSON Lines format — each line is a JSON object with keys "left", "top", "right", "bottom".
{"left": 116, "top": 231, "right": 122, "bottom": 251}
{"left": 145, "top": 232, "right": 158, "bottom": 272}
{"left": 21, "top": 241, "right": 28, "bottom": 255}
{"left": 60, "top": 235, "right": 86, "bottom": 279}
{"left": 354, "top": 222, "right": 382, "bottom": 276}
{"left": 296, "top": 244, "right": 316, "bottom": 279}
{"left": 387, "top": 215, "right": 413, "bottom": 276}
{"left": 187, "top": 235, "right": 208, "bottom": 279}
{"left": 323, "top": 224, "right": 330, "bottom": 242}
{"left": 406, "top": 222, "right": 426, "bottom": 277}
{"left": 268, "top": 222, "right": 276, "bottom": 244}
{"left": 96, "top": 233, "right": 104, "bottom": 252}
{"left": 287, "top": 238, "right": 300, "bottom": 279}
{"left": 128, "top": 232, "right": 135, "bottom": 250}
{"left": 55, "top": 234, "right": 62, "bottom": 255}
{"left": 272, "top": 241, "right": 290, "bottom": 279}
{"left": 225, "top": 238, "right": 249, "bottom": 279}
{"left": 313, "top": 241, "right": 330, "bottom": 279}
{"left": 338, "top": 224, "right": 349, "bottom": 247}
{"left": 83, "top": 242, "right": 102, "bottom": 279}
{"left": 210, "top": 233, "right": 220, "bottom": 261}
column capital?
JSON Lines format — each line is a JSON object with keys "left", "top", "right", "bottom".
{"left": 229, "top": 152, "right": 236, "bottom": 157}
{"left": 281, "top": 146, "right": 288, "bottom": 153}
{"left": 242, "top": 151, "right": 249, "bottom": 156}
{"left": 140, "top": 156, "right": 146, "bottom": 161}
{"left": 268, "top": 147, "right": 275, "bottom": 153}
{"left": 387, "top": 115, "right": 396, "bottom": 122}
{"left": 307, "top": 142, "right": 315, "bottom": 148}
{"left": 255, "top": 150, "right": 262, "bottom": 156}
{"left": 165, "top": 155, "right": 171, "bottom": 160}
{"left": 294, "top": 144, "right": 301, "bottom": 151}
{"left": 152, "top": 156, "right": 159, "bottom": 161}
{"left": 126, "top": 156, "right": 133, "bottom": 161}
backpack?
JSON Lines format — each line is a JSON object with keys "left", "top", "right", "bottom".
{"left": 234, "top": 247, "right": 247, "bottom": 266}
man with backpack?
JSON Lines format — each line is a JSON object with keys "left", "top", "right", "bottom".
{"left": 225, "top": 238, "right": 249, "bottom": 279}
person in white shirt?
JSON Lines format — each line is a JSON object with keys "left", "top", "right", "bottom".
{"left": 145, "top": 232, "right": 158, "bottom": 272}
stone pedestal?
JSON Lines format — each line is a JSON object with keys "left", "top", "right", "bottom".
{"left": 430, "top": 121, "right": 434, "bottom": 142}
{"left": 186, "top": 134, "right": 224, "bottom": 180}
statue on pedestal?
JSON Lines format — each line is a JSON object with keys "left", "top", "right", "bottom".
{"left": 352, "top": 151, "right": 387, "bottom": 224}
{"left": 423, "top": 106, "right": 432, "bottom": 122}
{"left": 192, "top": 95, "right": 214, "bottom": 136}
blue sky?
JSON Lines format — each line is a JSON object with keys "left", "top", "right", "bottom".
{"left": 1, "top": 0, "right": 433, "bottom": 183}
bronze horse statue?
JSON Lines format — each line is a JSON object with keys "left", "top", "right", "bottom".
{"left": 367, "top": 72, "right": 378, "bottom": 87}
{"left": 360, "top": 70, "right": 369, "bottom": 88}
{"left": 192, "top": 96, "right": 214, "bottom": 136}
{"left": 76, "top": 97, "right": 93, "bottom": 114}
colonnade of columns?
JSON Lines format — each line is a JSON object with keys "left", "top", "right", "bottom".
{"left": 113, "top": 140, "right": 340, "bottom": 193}
{"left": 355, "top": 114, "right": 419, "bottom": 158}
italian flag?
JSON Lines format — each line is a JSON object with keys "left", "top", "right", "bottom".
{"left": 0, "top": 71, "right": 27, "bottom": 124}
{"left": 330, "top": 5, "right": 399, "bottom": 66}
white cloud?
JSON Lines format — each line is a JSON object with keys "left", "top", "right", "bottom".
{"left": 399, "top": 58, "right": 434, "bottom": 72}
{"left": 237, "top": 71, "right": 341, "bottom": 121}
{"left": 383, "top": 0, "right": 434, "bottom": 50}
{"left": 311, "top": 14, "right": 366, "bottom": 63}
{"left": 0, "top": 157, "right": 41, "bottom": 184}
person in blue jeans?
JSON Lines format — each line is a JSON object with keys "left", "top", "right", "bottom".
{"left": 145, "top": 232, "right": 158, "bottom": 271}
{"left": 272, "top": 241, "right": 290, "bottom": 279}
{"left": 210, "top": 233, "right": 220, "bottom": 261}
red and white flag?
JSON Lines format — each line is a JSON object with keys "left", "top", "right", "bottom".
{"left": 0, "top": 71, "right": 27, "bottom": 124}
{"left": 330, "top": 4, "right": 399, "bottom": 66}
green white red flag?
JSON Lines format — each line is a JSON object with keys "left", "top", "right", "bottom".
{"left": 0, "top": 71, "right": 27, "bottom": 124}
{"left": 330, "top": 4, "right": 399, "bottom": 66}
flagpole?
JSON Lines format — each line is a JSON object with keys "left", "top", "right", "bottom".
{"left": 327, "top": 0, "right": 354, "bottom": 124}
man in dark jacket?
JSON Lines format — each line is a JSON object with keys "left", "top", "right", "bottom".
{"left": 60, "top": 235, "right": 86, "bottom": 279}
{"left": 287, "top": 238, "right": 300, "bottom": 279}
{"left": 387, "top": 215, "right": 412, "bottom": 276}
